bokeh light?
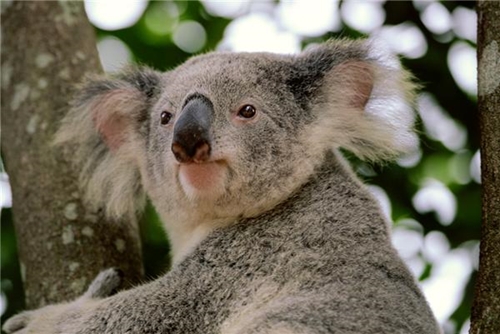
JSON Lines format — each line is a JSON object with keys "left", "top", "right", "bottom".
{"left": 368, "top": 185, "right": 392, "bottom": 220}
{"left": 0, "top": 173, "right": 11, "bottom": 209}
{"left": 144, "top": 2, "right": 179, "bottom": 37}
{"left": 448, "top": 41, "right": 478, "bottom": 96}
{"left": 418, "top": 93, "right": 468, "bottom": 152}
{"left": 392, "top": 219, "right": 426, "bottom": 277}
{"left": 97, "top": 36, "right": 132, "bottom": 73}
{"left": 84, "top": 0, "right": 147, "bottom": 31}
{"left": 219, "top": 13, "right": 301, "bottom": 53}
{"left": 0, "top": 292, "right": 6, "bottom": 318}
{"left": 421, "top": 242, "right": 473, "bottom": 324}
{"left": 277, "top": 0, "right": 341, "bottom": 37}
{"left": 200, "top": 0, "right": 249, "bottom": 19}
{"left": 173, "top": 21, "right": 207, "bottom": 53}
{"left": 420, "top": 2, "right": 452, "bottom": 35}
{"left": 374, "top": 22, "right": 428, "bottom": 59}
{"left": 341, "top": 0, "right": 385, "bottom": 34}
{"left": 470, "top": 150, "right": 481, "bottom": 184}
{"left": 413, "top": 179, "right": 457, "bottom": 226}
{"left": 452, "top": 7, "right": 477, "bottom": 43}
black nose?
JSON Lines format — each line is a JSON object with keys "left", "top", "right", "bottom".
{"left": 171, "top": 95, "right": 214, "bottom": 163}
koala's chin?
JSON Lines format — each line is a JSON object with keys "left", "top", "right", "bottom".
{"left": 177, "top": 161, "right": 228, "bottom": 201}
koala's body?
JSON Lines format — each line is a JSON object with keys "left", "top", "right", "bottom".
{"left": 4, "top": 40, "right": 440, "bottom": 334}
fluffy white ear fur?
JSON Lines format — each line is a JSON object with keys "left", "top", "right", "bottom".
{"left": 54, "top": 82, "right": 150, "bottom": 221}
{"left": 306, "top": 40, "right": 418, "bottom": 162}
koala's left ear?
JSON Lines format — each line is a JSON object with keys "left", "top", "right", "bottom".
{"left": 289, "top": 39, "right": 418, "bottom": 161}
{"left": 54, "top": 67, "right": 162, "bottom": 220}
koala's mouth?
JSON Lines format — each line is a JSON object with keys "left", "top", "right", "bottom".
{"left": 177, "top": 161, "right": 227, "bottom": 198}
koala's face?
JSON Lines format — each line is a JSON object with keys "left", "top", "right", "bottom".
{"left": 62, "top": 40, "right": 414, "bottom": 227}
{"left": 144, "top": 53, "right": 318, "bottom": 221}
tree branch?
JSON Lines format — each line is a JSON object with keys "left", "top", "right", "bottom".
{"left": 1, "top": 1, "right": 143, "bottom": 308}
{"left": 471, "top": 1, "right": 500, "bottom": 333}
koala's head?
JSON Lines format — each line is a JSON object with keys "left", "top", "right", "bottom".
{"left": 56, "top": 39, "right": 417, "bottom": 225}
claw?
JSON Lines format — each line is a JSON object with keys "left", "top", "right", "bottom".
{"left": 84, "top": 268, "right": 124, "bottom": 299}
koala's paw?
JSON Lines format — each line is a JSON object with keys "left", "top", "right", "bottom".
{"left": 2, "top": 304, "right": 67, "bottom": 334}
{"left": 2, "top": 310, "right": 34, "bottom": 333}
{"left": 2, "top": 271, "right": 120, "bottom": 334}
{"left": 84, "top": 267, "right": 124, "bottom": 299}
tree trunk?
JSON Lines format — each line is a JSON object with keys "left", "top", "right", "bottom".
{"left": 470, "top": 1, "right": 500, "bottom": 333}
{"left": 1, "top": 1, "right": 143, "bottom": 309}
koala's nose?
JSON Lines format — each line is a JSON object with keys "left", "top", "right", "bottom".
{"left": 172, "top": 95, "right": 214, "bottom": 163}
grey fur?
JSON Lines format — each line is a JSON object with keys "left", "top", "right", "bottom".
{"left": 4, "top": 39, "right": 439, "bottom": 334}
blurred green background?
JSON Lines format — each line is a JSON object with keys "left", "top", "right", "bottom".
{"left": 1, "top": 1, "right": 479, "bottom": 334}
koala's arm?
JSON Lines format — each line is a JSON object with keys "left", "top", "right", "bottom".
{"left": 4, "top": 267, "right": 216, "bottom": 334}
{"left": 4, "top": 268, "right": 279, "bottom": 334}
{"left": 2, "top": 269, "right": 302, "bottom": 334}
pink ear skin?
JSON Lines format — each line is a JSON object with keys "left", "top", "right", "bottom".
{"left": 91, "top": 88, "right": 143, "bottom": 151}
{"left": 96, "top": 113, "right": 128, "bottom": 151}
{"left": 333, "top": 61, "right": 375, "bottom": 110}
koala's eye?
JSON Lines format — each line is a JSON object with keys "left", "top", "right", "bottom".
{"left": 160, "top": 111, "right": 173, "bottom": 125}
{"left": 238, "top": 105, "right": 256, "bottom": 119}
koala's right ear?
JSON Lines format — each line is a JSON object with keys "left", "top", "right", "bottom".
{"left": 290, "top": 39, "right": 418, "bottom": 162}
{"left": 55, "top": 67, "right": 162, "bottom": 220}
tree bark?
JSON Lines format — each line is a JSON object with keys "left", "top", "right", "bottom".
{"left": 1, "top": 1, "right": 143, "bottom": 309}
{"left": 471, "top": 1, "right": 500, "bottom": 333}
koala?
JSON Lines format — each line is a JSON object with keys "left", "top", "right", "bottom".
{"left": 3, "top": 39, "right": 440, "bottom": 334}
